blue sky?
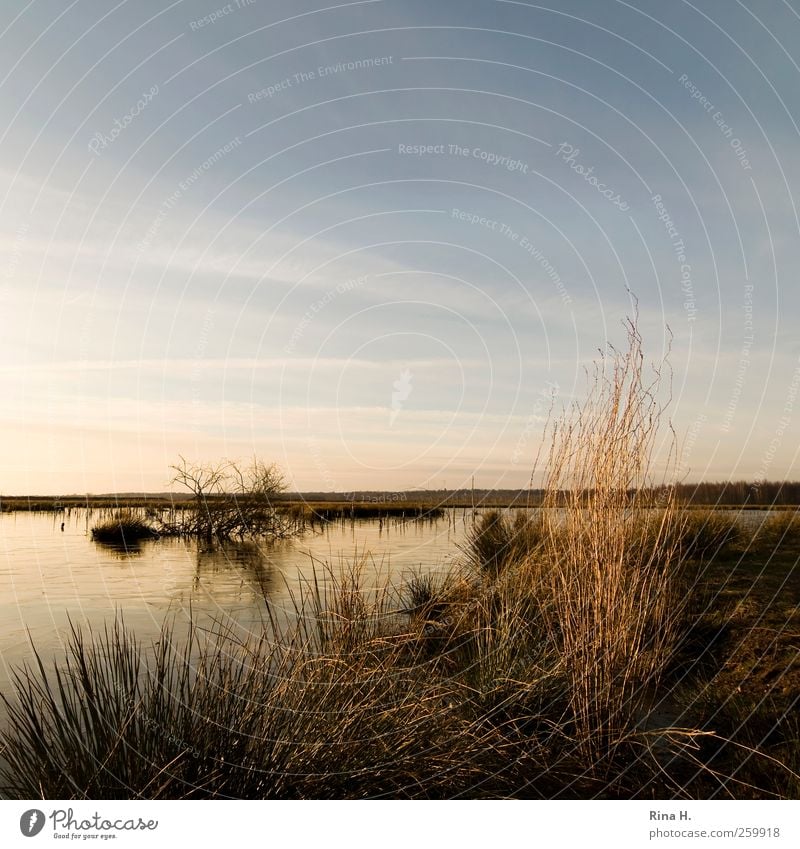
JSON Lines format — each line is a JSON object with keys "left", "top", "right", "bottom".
{"left": 1, "top": 0, "right": 799, "bottom": 493}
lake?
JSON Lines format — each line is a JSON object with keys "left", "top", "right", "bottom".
{"left": 0, "top": 508, "right": 474, "bottom": 701}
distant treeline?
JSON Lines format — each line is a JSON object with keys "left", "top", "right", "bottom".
{"left": 670, "top": 480, "right": 800, "bottom": 506}
{"left": 2, "top": 481, "right": 800, "bottom": 512}
{"left": 286, "top": 482, "right": 800, "bottom": 508}
{"left": 289, "top": 482, "right": 800, "bottom": 508}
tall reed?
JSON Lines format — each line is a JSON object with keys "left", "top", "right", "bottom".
{"left": 533, "top": 317, "right": 686, "bottom": 757}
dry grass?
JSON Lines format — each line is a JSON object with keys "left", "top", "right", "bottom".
{"left": 464, "top": 509, "right": 545, "bottom": 578}
{"left": 0, "top": 563, "right": 513, "bottom": 799}
{"left": 753, "top": 510, "right": 800, "bottom": 550}
{"left": 528, "top": 317, "right": 687, "bottom": 757}
{"left": 90, "top": 511, "right": 159, "bottom": 546}
{"left": 675, "top": 510, "right": 742, "bottom": 559}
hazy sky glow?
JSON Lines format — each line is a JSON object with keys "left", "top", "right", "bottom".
{"left": 2, "top": 0, "right": 800, "bottom": 493}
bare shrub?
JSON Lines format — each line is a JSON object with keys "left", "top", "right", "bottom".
{"left": 163, "top": 456, "right": 295, "bottom": 541}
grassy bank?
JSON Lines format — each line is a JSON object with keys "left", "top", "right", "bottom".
{"left": 288, "top": 501, "right": 445, "bottom": 523}
{"left": 2, "top": 495, "right": 448, "bottom": 521}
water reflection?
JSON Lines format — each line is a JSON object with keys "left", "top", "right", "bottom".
{"left": 91, "top": 538, "right": 153, "bottom": 558}
{"left": 192, "top": 540, "right": 274, "bottom": 601}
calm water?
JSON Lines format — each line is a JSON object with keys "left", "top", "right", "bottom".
{"left": 0, "top": 508, "right": 473, "bottom": 700}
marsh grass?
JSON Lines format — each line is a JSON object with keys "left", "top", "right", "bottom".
{"left": 296, "top": 501, "right": 445, "bottom": 524}
{"left": 401, "top": 568, "right": 475, "bottom": 618}
{"left": 676, "top": 510, "right": 742, "bottom": 559}
{"left": 464, "top": 509, "right": 545, "bottom": 578}
{"left": 753, "top": 510, "right": 800, "bottom": 550}
{"left": 0, "top": 565, "right": 703, "bottom": 800}
{"left": 90, "top": 511, "right": 160, "bottom": 547}
{"left": 0, "top": 568, "right": 519, "bottom": 799}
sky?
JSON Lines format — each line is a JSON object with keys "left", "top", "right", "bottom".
{"left": 1, "top": 0, "right": 799, "bottom": 494}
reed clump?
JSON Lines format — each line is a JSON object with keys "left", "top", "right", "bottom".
{"left": 525, "top": 318, "right": 687, "bottom": 759}
{"left": 90, "top": 511, "right": 160, "bottom": 546}
{"left": 402, "top": 568, "right": 475, "bottom": 620}
{"left": 675, "top": 509, "right": 742, "bottom": 559}
{"left": 465, "top": 509, "right": 545, "bottom": 578}
{"left": 753, "top": 510, "right": 800, "bottom": 550}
